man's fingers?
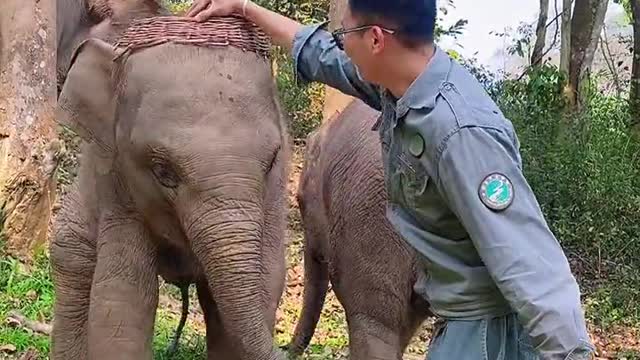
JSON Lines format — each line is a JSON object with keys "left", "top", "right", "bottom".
{"left": 186, "top": 0, "right": 211, "bottom": 17}
{"left": 187, "top": 2, "right": 209, "bottom": 17}
{"left": 194, "top": 4, "right": 219, "bottom": 22}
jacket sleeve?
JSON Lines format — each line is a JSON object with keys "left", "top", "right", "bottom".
{"left": 291, "top": 22, "right": 382, "bottom": 111}
{"left": 433, "top": 125, "right": 595, "bottom": 360}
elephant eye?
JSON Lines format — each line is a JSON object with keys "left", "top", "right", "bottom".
{"left": 151, "top": 161, "right": 180, "bottom": 189}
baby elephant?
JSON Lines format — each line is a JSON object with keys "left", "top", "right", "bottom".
{"left": 52, "top": 2, "right": 288, "bottom": 359}
{"left": 286, "top": 99, "right": 433, "bottom": 359}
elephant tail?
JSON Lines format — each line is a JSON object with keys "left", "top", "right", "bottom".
{"left": 285, "top": 230, "right": 330, "bottom": 358}
{"left": 166, "top": 283, "right": 190, "bottom": 358}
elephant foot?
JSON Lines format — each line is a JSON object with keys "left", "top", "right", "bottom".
{"left": 279, "top": 343, "right": 304, "bottom": 360}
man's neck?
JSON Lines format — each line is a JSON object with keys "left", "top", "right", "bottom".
{"left": 385, "top": 43, "right": 436, "bottom": 99}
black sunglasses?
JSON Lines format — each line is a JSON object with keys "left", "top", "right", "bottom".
{"left": 331, "top": 25, "right": 396, "bottom": 50}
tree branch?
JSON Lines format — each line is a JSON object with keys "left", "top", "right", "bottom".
{"left": 6, "top": 311, "right": 51, "bottom": 335}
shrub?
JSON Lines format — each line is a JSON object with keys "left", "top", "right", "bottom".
{"left": 254, "top": 0, "right": 329, "bottom": 142}
{"left": 497, "top": 65, "right": 640, "bottom": 271}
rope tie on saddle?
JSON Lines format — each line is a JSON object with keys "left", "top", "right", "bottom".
{"left": 112, "top": 15, "right": 272, "bottom": 61}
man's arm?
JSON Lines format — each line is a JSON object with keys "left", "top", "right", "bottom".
{"left": 187, "top": 0, "right": 382, "bottom": 110}
{"left": 188, "top": 0, "right": 303, "bottom": 51}
{"left": 432, "top": 125, "right": 594, "bottom": 359}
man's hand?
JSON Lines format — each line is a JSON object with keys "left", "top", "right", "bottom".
{"left": 186, "top": 0, "right": 303, "bottom": 51}
{"left": 186, "top": 0, "right": 244, "bottom": 21}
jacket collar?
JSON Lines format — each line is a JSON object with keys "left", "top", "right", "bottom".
{"left": 394, "top": 45, "right": 452, "bottom": 119}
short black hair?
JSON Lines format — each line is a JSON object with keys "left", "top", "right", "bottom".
{"left": 348, "top": 0, "right": 437, "bottom": 46}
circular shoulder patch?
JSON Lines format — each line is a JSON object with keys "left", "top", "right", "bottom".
{"left": 408, "top": 133, "right": 425, "bottom": 157}
{"left": 478, "top": 173, "right": 514, "bottom": 211}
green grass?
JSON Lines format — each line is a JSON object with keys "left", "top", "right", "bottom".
{"left": 616, "top": 350, "right": 640, "bottom": 360}
{"left": 0, "top": 243, "right": 640, "bottom": 360}
{"left": 152, "top": 308, "right": 207, "bottom": 360}
{"left": 583, "top": 265, "right": 640, "bottom": 329}
{"left": 0, "top": 248, "right": 53, "bottom": 358}
{"left": 2, "top": 248, "right": 637, "bottom": 359}
{"left": 0, "top": 249, "right": 210, "bottom": 359}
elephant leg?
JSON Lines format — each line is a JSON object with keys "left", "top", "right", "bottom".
{"left": 50, "top": 194, "right": 96, "bottom": 359}
{"left": 196, "top": 280, "right": 240, "bottom": 360}
{"left": 287, "top": 205, "right": 330, "bottom": 357}
{"left": 344, "top": 287, "right": 430, "bottom": 360}
{"left": 399, "top": 294, "right": 432, "bottom": 352}
{"left": 346, "top": 312, "right": 403, "bottom": 360}
{"left": 87, "top": 215, "right": 158, "bottom": 360}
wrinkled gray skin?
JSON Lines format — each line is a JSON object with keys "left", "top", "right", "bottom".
{"left": 52, "top": 1, "right": 289, "bottom": 359}
{"left": 56, "top": 0, "right": 170, "bottom": 92}
{"left": 286, "top": 99, "right": 433, "bottom": 359}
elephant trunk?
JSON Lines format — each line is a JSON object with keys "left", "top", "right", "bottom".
{"left": 185, "top": 184, "right": 278, "bottom": 360}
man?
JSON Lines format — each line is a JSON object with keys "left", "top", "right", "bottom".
{"left": 187, "top": 0, "right": 596, "bottom": 359}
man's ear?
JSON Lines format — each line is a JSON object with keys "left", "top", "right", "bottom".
{"left": 370, "top": 27, "right": 386, "bottom": 54}
{"left": 56, "top": 38, "right": 123, "bottom": 153}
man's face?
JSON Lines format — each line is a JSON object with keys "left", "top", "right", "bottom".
{"left": 340, "top": 8, "right": 381, "bottom": 84}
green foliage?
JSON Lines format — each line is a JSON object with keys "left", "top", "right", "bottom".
{"left": 0, "top": 249, "right": 53, "bottom": 358}
{"left": 253, "top": 0, "right": 329, "bottom": 24}
{"left": 491, "top": 22, "right": 535, "bottom": 62}
{"left": 0, "top": 243, "right": 209, "bottom": 359}
{"left": 273, "top": 49, "right": 325, "bottom": 142}
{"left": 614, "top": 0, "right": 633, "bottom": 24}
{"left": 255, "top": 0, "right": 329, "bottom": 142}
{"left": 494, "top": 64, "right": 640, "bottom": 324}
{"left": 585, "top": 269, "right": 640, "bottom": 328}
{"left": 500, "top": 65, "right": 640, "bottom": 261}
{"left": 162, "top": 0, "right": 191, "bottom": 14}
{"left": 435, "top": 0, "right": 468, "bottom": 42}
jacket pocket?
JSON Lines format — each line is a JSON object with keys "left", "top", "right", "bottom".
{"left": 517, "top": 330, "right": 542, "bottom": 360}
{"left": 397, "top": 151, "right": 430, "bottom": 208}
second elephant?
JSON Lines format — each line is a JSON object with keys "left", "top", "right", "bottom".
{"left": 287, "top": 99, "right": 433, "bottom": 359}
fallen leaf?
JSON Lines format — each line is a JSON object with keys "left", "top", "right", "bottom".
{"left": 18, "top": 349, "right": 39, "bottom": 360}
{"left": 5, "top": 317, "right": 20, "bottom": 327}
{"left": 0, "top": 344, "right": 17, "bottom": 353}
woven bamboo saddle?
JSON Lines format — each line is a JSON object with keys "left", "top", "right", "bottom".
{"left": 113, "top": 15, "right": 272, "bottom": 60}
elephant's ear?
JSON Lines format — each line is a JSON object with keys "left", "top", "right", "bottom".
{"left": 56, "top": 38, "right": 121, "bottom": 153}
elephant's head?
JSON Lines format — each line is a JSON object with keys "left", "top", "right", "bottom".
{"left": 56, "top": 16, "right": 287, "bottom": 360}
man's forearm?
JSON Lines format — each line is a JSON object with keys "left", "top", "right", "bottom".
{"left": 243, "top": 1, "right": 302, "bottom": 51}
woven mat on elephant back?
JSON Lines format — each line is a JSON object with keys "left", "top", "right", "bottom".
{"left": 113, "top": 15, "right": 272, "bottom": 60}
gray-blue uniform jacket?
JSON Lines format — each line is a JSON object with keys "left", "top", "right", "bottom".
{"left": 291, "top": 21, "right": 595, "bottom": 359}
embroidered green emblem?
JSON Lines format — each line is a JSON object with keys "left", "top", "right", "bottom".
{"left": 408, "top": 133, "right": 425, "bottom": 157}
{"left": 478, "top": 173, "right": 513, "bottom": 211}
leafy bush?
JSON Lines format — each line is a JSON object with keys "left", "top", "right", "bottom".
{"left": 498, "top": 64, "right": 640, "bottom": 272}
{"left": 272, "top": 49, "right": 325, "bottom": 142}
{"left": 253, "top": 0, "right": 329, "bottom": 142}
{"left": 163, "top": 0, "right": 192, "bottom": 14}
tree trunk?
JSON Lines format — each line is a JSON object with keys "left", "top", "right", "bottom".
{"left": 567, "top": 0, "right": 608, "bottom": 109}
{"left": 531, "top": 0, "right": 550, "bottom": 66}
{"left": 322, "top": 0, "right": 354, "bottom": 123}
{"left": 0, "top": 0, "right": 60, "bottom": 261}
{"left": 560, "top": 0, "right": 573, "bottom": 75}
{"left": 630, "top": 0, "right": 640, "bottom": 136}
